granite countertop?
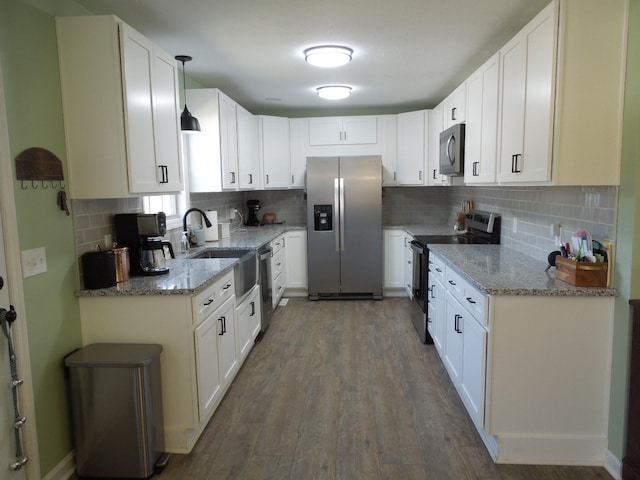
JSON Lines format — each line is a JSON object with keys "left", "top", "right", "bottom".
{"left": 76, "top": 224, "right": 305, "bottom": 297}
{"left": 385, "top": 224, "right": 459, "bottom": 236}
{"left": 428, "top": 244, "right": 616, "bottom": 297}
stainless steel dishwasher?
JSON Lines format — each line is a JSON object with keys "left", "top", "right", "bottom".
{"left": 257, "top": 244, "right": 273, "bottom": 337}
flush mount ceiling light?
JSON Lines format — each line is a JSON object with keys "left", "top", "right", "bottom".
{"left": 316, "top": 85, "right": 352, "bottom": 100}
{"left": 304, "top": 45, "right": 353, "bottom": 68}
{"left": 175, "top": 55, "right": 201, "bottom": 133}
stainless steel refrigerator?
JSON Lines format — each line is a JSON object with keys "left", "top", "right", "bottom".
{"left": 306, "top": 156, "right": 382, "bottom": 299}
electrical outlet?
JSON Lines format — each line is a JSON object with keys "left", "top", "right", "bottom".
{"left": 22, "top": 247, "right": 47, "bottom": 278}
{"left": 104, "top": 234, "right": 113, "bottom": 248}
{"left": 512, "top": 217, "right": 518, "bottom": 234}
{"left": 552, "top": 224, "right": 561, "bottom": 236}
{"left": 229, "top": 208, "right": 236, "bottom": 219}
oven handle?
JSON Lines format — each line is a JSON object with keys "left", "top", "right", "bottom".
{"left": 410, "top": 241, "right": 424, "bottom": 255}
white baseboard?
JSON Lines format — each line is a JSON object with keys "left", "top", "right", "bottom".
{"left": 493, "top": 434, "right": 608, "bottom": 466}
{"left": 41, "top": 451, "right": 75, "bottom": 480}
{"left": 604, "top": 450, "right": 622, "bottom": 480}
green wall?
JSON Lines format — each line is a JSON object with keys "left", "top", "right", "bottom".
{"left": 0, "top": 0, "right": 88, "bottom": 475}
{"left": 609, "top": 0, "right": 640, "bottom": 461}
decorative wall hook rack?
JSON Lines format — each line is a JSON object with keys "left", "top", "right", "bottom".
{"left": 15, "top": 147, "right": 65, "bottom": 190}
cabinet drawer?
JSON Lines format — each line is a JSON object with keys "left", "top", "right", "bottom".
{"left": 271, "top": 249, "right": 285, "bottom": 280}
{"left": 445, "top": 267, "right": 487, "bottom": 325}
{"left": 273, "top": 271, "right": 285, "bottom": 306}
{"left": 430, "top": 253, "right": 447, "bottom": 283}
{"left": 271, "top": 235, "right": 285, "bottom": 255}
{"left": 193, "top": 270, "right": 234, "bottom": 326}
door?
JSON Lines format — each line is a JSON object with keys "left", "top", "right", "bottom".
{"left": 0, "top": 61, "right": 30, "bottom": 479}
{"left": 306, "top": 157, "right": 340, "bottom": 295}
{"left": 339, "top": 156, "right": 382, "bottom": 294}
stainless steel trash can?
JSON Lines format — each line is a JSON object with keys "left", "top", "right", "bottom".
{"left": 65, "top": 343, "right": 166, "bottom": 478}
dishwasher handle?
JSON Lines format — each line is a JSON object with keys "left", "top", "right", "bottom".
{"left": 259, "top": 248, "right": 273, "bottom": 261}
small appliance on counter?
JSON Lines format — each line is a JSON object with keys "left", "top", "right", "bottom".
{"left": 114, "top": 213, "right": 174, "bottom": 276}
{"left": 246, "top": 199, "right": 261, "bottom": 226}
{"left": 81, "top": 248, "right": 117, "bottom": 289}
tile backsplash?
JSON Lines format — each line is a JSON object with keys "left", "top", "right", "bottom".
{"left": 73, "top": 185, "right": 617, "bottom": 264}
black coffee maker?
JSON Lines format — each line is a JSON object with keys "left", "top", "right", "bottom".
{"left": 246, "top": 200, "right": 261, "bottom": 226}
{"left": 114, "top": 213, "right": 174, "bottom": 276}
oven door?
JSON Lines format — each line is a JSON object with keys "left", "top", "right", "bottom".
{"left": 409, "top": 241, "right": 432, "bottom": 344}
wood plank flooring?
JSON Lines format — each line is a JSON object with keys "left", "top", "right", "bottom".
{"left": 156, "top": 298, "right": 613, "bottom": 480}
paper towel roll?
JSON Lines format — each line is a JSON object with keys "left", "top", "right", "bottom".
{"left": 205, "top": 210, "right": 219, "bottom": 241}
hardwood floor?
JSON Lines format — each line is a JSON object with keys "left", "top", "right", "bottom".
{"left": 158, "top": 298, "right": 612, "bottom": 480}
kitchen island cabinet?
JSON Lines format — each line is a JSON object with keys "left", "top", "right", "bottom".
{"left": 78, "top": 268, "right": 247, "bottom": 454}
{"left": 428, "top": 246, "right": 615, "bottom": 466}
{"left": 56, "top": 15, "right": 183, "bottom": 198}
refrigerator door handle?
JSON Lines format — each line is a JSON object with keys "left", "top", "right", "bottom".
{"left": 334, "top": 178, "right": 340, "bottom": 252}
{"left": 339, "top": 177, "right": 345, "bottom": 252}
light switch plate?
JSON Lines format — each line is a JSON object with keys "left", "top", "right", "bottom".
{"left": 22, "top": 247, "right": 47, "bottom": 278}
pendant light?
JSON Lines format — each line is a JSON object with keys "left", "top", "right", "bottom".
{"left": 175, "top": 55, "right": 201, "bottom": 132}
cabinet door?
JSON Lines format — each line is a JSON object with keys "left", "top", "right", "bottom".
{"left": 403, "top": 235, "right": 413, "bottom": 298}
{"left": 194, "top": 311, "right": 223, "bottom": 422}
{"left": 443, "top": 293, "right": 464, "bottom": 383}
{"left": 218, "top": 92, "right": 239, "bottom": 190}
{"left": 237, "top": 106, "right": 261, "bottom": 190}
{"left": 342, "top": 116, "right": 377, "bottom": 144}
{"left": 443, "top": 83, "right": 466, "bottom": 128}
{"left": 383, "top": 230, "right": 404, "bottom": 289}
{"left": 235, "top": 286, "right": 261, "bottom": 362}
{"left": 120, "top": 23, "right": 158, "bottom": 193}
{"left": 260, "top": 116, "right": 291, "bottom": 189}
{"left": 153, "top": 47, "right": 183, "bottom": 191}
{"left": 464, "top": 53, "right": 499, "bottom": 184}
{"left": 308, "top": 117, "right": 342, "bottom": 145}
{"left": 380, "top": 115, "right": 398, "bottom": 185}
{"left": 426, "top": 105, "right": 449, "bottom": 186}
{"left": 285, "top": 231, "right": 307, "bottom": 289}
{"left": 430, "top": 277, "right": 446, "bottom": 354}
{"left": 498, "top": 5, "right": 554, "bottom": 183}
{"left": 217, "top": 297, "right": 239, "bottom": 385}
{"left": 397, "top": 110, "right": 426, "bottom": 185}
{"left": 289, "top": 118, "right": 306, "bottom": 188}
{"left": 460, "top": 314, "right": 487, "bottom": 428}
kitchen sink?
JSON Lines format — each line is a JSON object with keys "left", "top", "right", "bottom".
{"left": 190, "top": 248, "right": 253, "bottom": 259}
{"left": 190, "top": 248, "right": 257, "bottom": 299}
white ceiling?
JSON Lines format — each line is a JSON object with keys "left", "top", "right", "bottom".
{"left": 74, "top": 0, "right": 550, "bottom": 116}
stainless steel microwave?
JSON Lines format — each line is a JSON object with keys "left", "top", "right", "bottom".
{"left": 439, "top": 123, "right": 465, "bottom": 176}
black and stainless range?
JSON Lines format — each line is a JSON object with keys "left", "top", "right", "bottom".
{"left": 409, "top": 210, "right": 501, "bottom": 343}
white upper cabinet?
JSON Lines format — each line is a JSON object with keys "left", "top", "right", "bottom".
{"left": 308, "top": 116, "right": 377, "bottom": 145}
{"left": 426, "top": 104, "right": 451, "bottom": 186}
{"left": 464, "top": 53, "right": 499, "bottom": 184}
{"left": 495, "top": 0, "right": 625, "bottom": 186}
{"left": 396, "top": 110, "right": 427, "bottom": 185}
{"left": 237, "top": 105, "right": 261, "bottom": 190}
{"left": 497, "top": 3, "right": 555, "bottom": 183}
{"left": 442, "top": 82, "right": 466, "bottom": 129}
{"left": 186, "top": 88, "right": 239, "bottom": 192}
{"left": 289, "top": 118, "right": 306, "bottom": 189}
{"left": 259, "top": 116, "right": 291, "bottom": 189}
{"left": 380, "top": 115, "right": 398, "bottom": 186}
{"left": 56, "top": 15, "right": 183, "bottom": 198}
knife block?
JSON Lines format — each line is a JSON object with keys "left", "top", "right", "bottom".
{"left": 555, "top": 256, "right": 608, "bottom": 287}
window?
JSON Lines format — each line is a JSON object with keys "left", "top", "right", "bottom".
{"left": 142, "top": 194, "right": 177, "bottom": 216}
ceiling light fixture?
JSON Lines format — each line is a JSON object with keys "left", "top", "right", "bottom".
{"left": 175, "top": 55, "right": 201, "bottom": 133}
{"left": 304, "top": 45, "right": 353, "bottom": 68}
{"left": 316, "top": 85, "right": 352, "bottom": 100}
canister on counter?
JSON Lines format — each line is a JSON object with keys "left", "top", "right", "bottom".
{"left": 82, "top": 249, "right": 116, "bottom": 289}
{"left": 112, "top": 245, "right": 130, "bottom": 282}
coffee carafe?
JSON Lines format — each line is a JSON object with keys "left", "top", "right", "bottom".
{"left": 140, "top": 239, "right": 174, "bottom": 275}
{"left": 114, "top": 212, "right": 174, "bottom": 276}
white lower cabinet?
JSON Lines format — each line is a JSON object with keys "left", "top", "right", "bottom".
{"left": 78, "top": 268, "right": 260, "bottom": 454}
{"left": 235, "top": 284, "right": 261, "bottom": 363}
{"left": 271, "top": 234, "right": 286, "bottom": 308}
{"left": 383, "top": 230, "right": 407, "bottom": 293}
{"left": 430, "top": 250, "right": 615, "bottom": 465}
{"left": 403, "top": 234, "right": 413, "bottom": 298}
{"left": 285, "top": 231, "right": 307, "bottom": 294}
